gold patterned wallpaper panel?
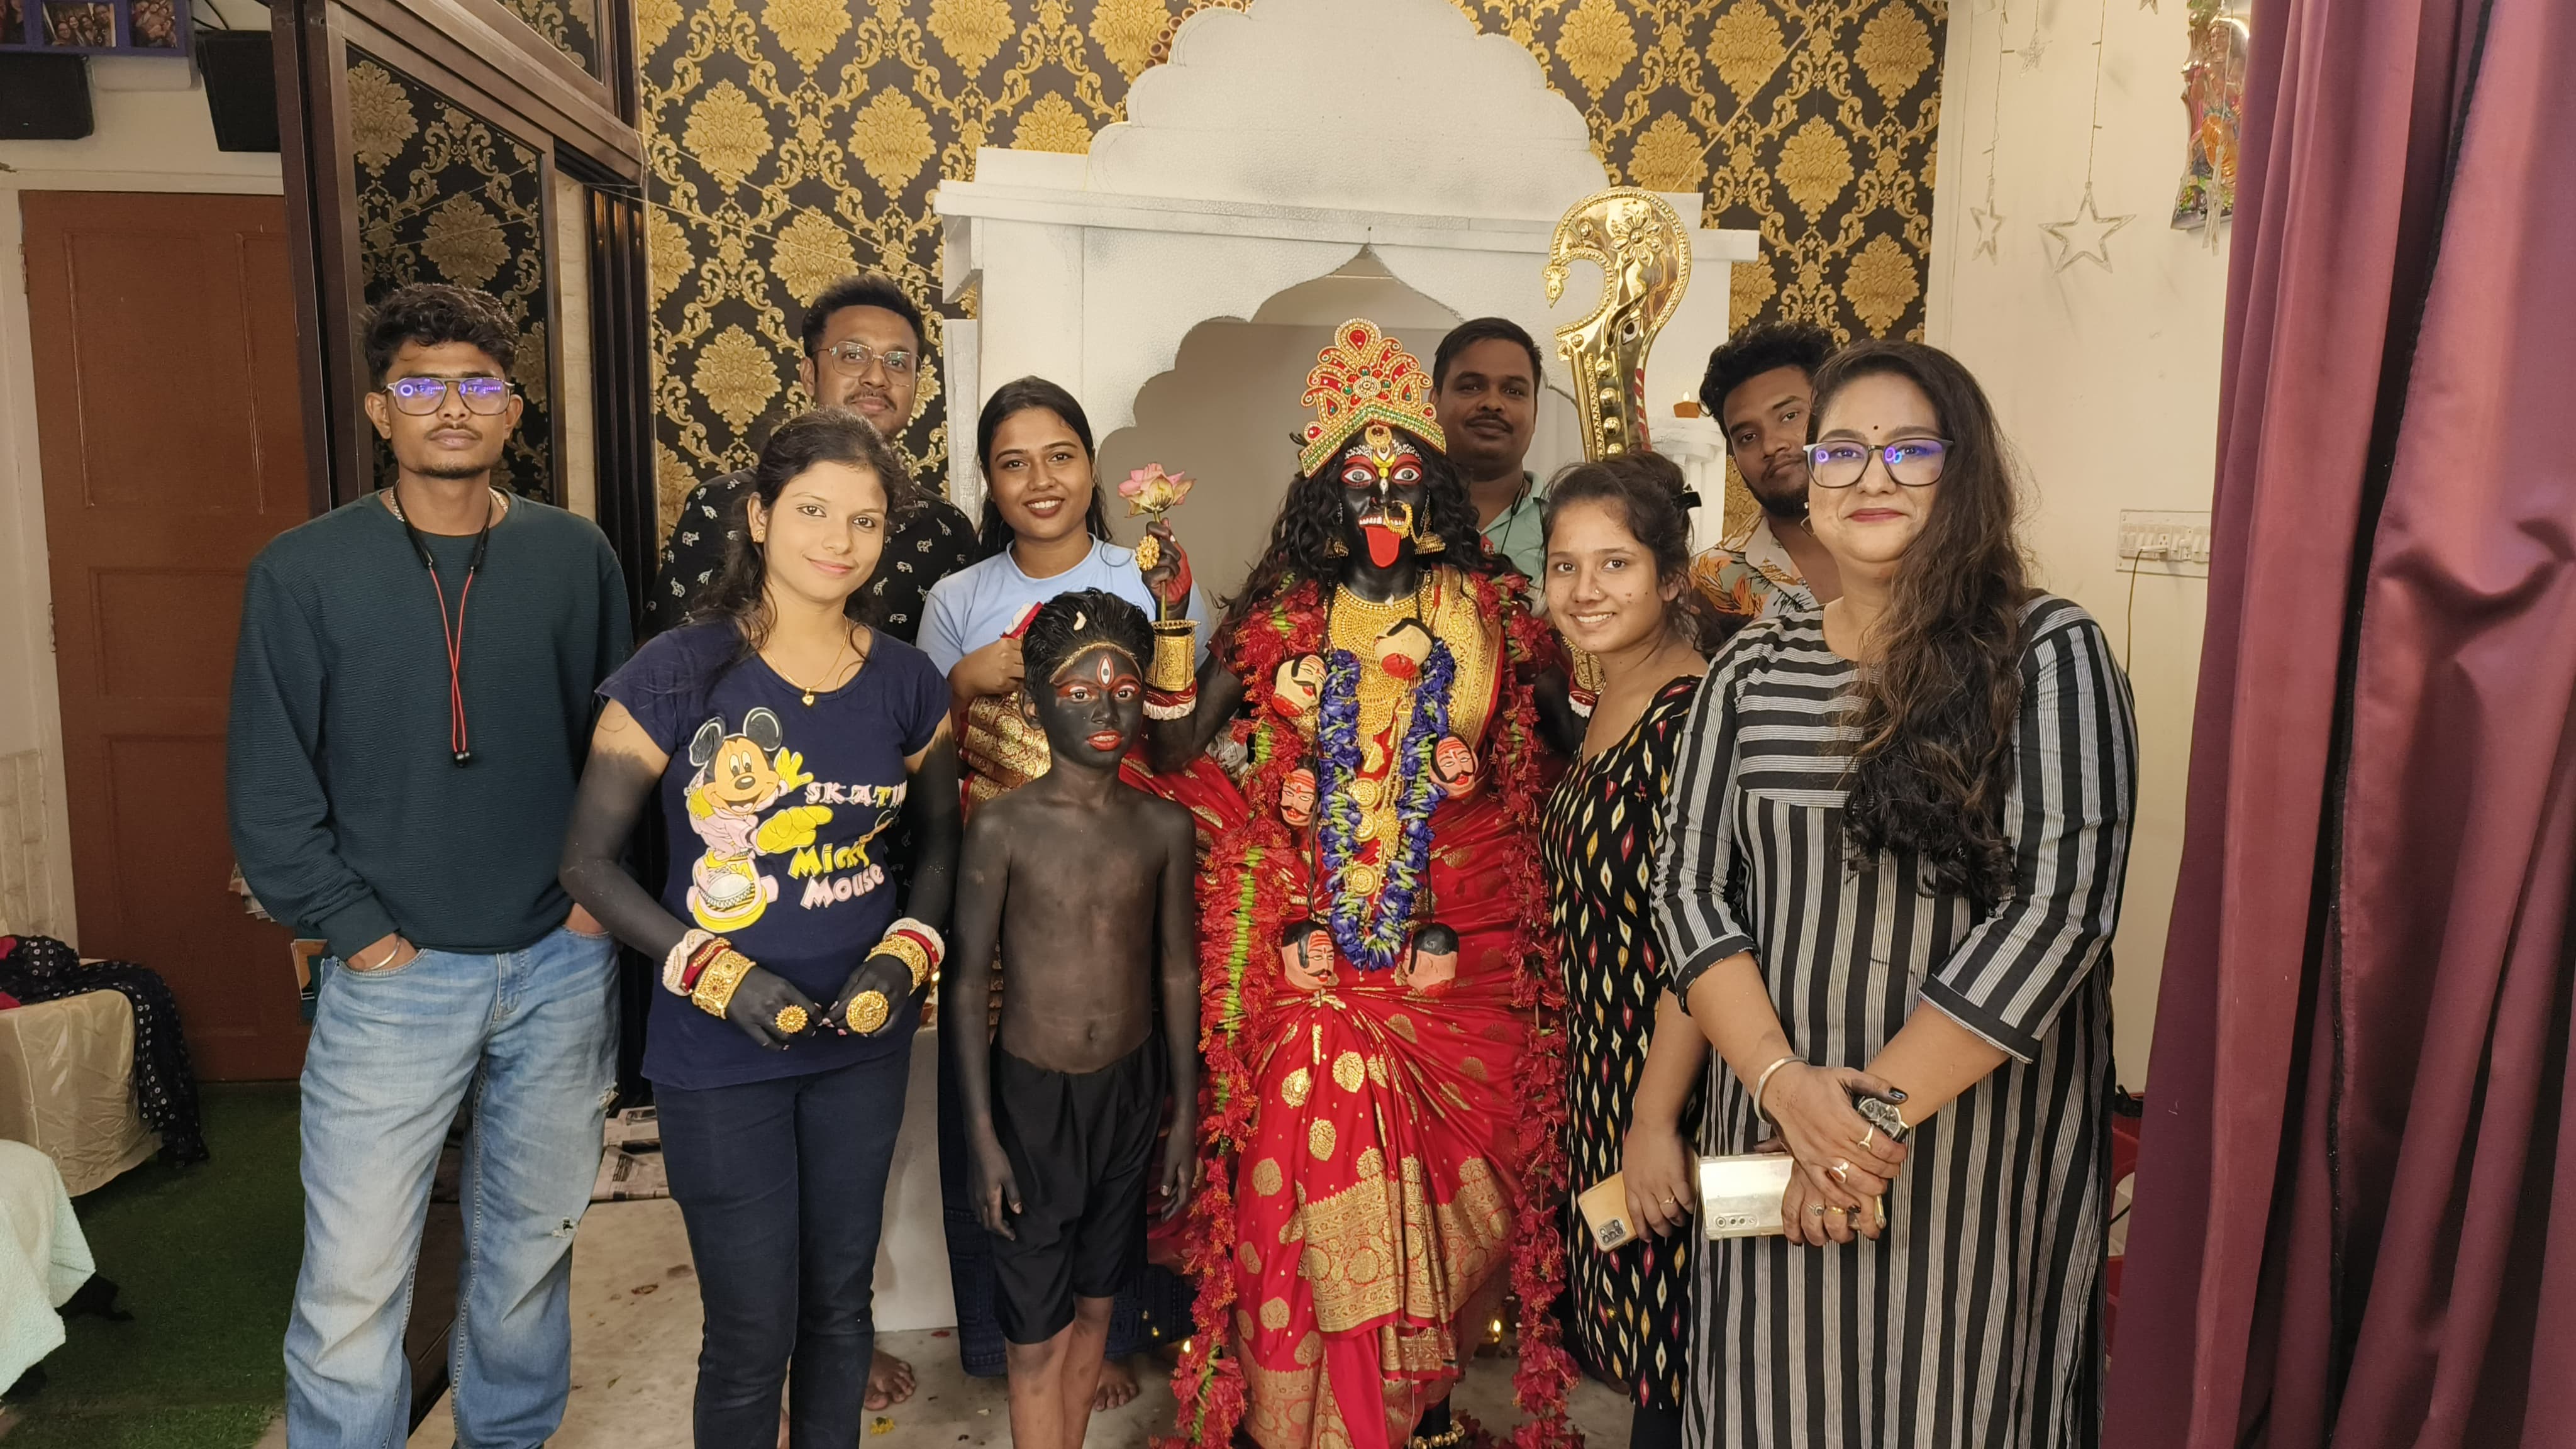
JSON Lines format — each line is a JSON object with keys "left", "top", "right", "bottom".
{"left": 641, "top": 0, "right": 1945, "bottom": 528}
{"left": 349, "top": 51, "right": 558, "bottom": 501}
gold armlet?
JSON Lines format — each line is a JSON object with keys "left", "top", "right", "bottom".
{"left": 1149, "top": 619, "right": 1198, "bottom": 694}
{"left": 691, "top": 949, "right": 756, "bottom": 1018}
{"left": 870, "top": 933, "right": 932, "bottom": 992}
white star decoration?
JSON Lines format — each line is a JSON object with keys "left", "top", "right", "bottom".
{"left": 2041, "top": 189, "right": 2135, "bottom": 272}
{"left": 1972, "top": 185, "right": 2007, "bottom": 260}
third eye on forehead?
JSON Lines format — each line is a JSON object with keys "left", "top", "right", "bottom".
{"left": 1050, "top": 645, "right": 1140, "bottom": 687}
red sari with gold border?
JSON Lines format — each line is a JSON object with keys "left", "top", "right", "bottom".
{"left": 1168, "top": 567, "right": 1575, "bottom": 1449}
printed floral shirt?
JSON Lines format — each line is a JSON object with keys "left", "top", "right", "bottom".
{"left": 1689, "top": 512, "right": 1819, "bottom": 625}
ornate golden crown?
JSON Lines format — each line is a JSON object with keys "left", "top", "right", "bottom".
{"left": 1297, "top": 318, "right": 1445, "bottom": 477}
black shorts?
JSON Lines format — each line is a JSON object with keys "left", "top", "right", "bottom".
{"left": 988, "top": 1036, "right": 1164, "bottom": 1344}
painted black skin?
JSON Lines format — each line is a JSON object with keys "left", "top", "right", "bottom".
{"left": 941, "top": 635, "right": 1201, "bottom": 1238}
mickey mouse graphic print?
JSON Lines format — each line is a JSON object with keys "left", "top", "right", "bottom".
{"left": 601, "top": 620, "right": 948, "bottom": 1089}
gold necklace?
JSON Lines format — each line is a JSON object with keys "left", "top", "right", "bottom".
{"left": 769, "top": 629, "right": 861, "bottom": 706}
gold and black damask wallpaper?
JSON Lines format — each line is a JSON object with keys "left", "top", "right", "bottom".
{"left": 349, "top": 49, "right": 557, "bottom": 500}
{"left": 641, "top": 0, "right": 1945, "bottom": 526}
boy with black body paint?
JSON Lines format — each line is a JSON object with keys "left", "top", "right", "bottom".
{"left": 940, "top": 588, "right": 1200, "bottom": 1449}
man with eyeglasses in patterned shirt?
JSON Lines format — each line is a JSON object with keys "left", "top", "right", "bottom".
{"left": 650, "top": 274, "right": 980, "bottom": 648}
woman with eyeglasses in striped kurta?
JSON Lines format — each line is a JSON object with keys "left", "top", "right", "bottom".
{"left": 1652, "top": 340, "right": 2137, "bottom": 1448}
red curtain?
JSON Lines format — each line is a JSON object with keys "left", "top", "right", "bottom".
{"left": 2106, "top": 0, "right": 2576, "bottom": 1441}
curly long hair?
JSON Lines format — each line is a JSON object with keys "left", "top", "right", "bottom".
{"left": 690, "top": 408, "right": 916, "bottom": 655}
{"left": 1221, "top": 425, "right": 1509, "bottom": 638}
{"left": 1823, "top": 341, "right": 2033, "bottom": 908}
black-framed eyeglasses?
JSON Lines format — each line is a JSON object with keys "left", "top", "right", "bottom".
{"left": 819, "top": 341, "right": 917, "bottom": 377}
{"left": 384, "top": 376, "right": 513, "bottom": 416}
{"left": 1804, "top": 437, "right": 1950, "bottom": 489}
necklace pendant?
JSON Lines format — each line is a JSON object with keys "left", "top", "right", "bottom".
{"left": 801, "top": 689, "right": 817, "bottom": 706}
{"left": 1349, "top": 778, "right": 1380, "bottom": 809}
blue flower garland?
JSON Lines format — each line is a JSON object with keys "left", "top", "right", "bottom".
{"left": 1313, "top": 640, "right": 1456, "bottom": 971}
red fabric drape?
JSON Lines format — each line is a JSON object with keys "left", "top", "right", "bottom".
{"left": 2106, "top": 0, "right": 2576, "bottom": 1442}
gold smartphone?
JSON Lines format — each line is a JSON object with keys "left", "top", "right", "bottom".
{"left": 1577, "top": 1173, "right": 1638, "bottom": 1250}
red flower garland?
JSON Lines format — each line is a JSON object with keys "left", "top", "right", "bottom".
{"left": 1159, "top": 570, "right": 1579, "bottom": 1449}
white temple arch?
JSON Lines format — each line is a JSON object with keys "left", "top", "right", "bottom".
{"left": 932, "top": 0, "right": 1757, "bottom": 540}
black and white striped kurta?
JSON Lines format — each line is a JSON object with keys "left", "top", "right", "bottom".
{"left": 1650, "top": 597, "right": 2136, "bottom": 1449}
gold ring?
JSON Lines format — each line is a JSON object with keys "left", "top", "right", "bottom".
{"left": 845, "top": 990, "right": 890, "bottom": 1035}
{"left": 774, "top": 1004, "right": 808, "bottom": 1035}
{"left": 1858, "top": 1125, "right": 1877, "bottom": 1150}
{"left": 1829, "top": 1160, "right": 1851, "bottom": 1185}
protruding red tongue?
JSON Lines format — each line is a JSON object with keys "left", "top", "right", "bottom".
{"left": 1362, "top": 521, "right": 1402, "bottom": 569}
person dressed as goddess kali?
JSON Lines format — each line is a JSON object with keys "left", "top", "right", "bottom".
{"left": 1140, "top": 319, "right": 1577, "bottom": 1449}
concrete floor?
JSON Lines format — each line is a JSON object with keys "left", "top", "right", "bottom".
{"left": 402, "top": 1197, "right": 1636, "bottom": 1447}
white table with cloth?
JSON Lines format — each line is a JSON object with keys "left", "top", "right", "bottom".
{"left": 0, "top": 1138, "right": 94, "bottom": 1391}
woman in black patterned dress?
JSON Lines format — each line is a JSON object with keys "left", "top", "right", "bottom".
{"left": 1536, "top": 454, "right": 1715, "bottom": 1449}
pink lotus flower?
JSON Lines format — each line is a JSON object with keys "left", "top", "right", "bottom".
{"left": 1118, "top": 464, "right": 1195, "bottom": 518}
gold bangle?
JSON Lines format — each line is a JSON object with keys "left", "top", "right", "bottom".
{"left": 691, "top": 949, "right": 755, "bottom": 1019}
{"left": 845, "top": 989, "right": 891, "bottom": 1035}
{"left": 871, "top": 935, "right": 931, "bottom": 992}
{"left": 1149, "top": 619, "right": 1197, "bottom": 694}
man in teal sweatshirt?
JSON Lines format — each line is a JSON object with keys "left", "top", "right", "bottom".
{"left": 227, "top": 283, "right": 630, "bottom": 1448}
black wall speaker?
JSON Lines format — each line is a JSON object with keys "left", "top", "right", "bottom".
{"left": 197, "top": 30, "right": 278, "bottom": 153}
{"left": 0, "top": 54, "right": 94, "bottom": 140}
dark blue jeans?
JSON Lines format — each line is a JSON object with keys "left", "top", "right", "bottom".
{"left": 658, "top": 1049, "right": 909, "bottom": 1449}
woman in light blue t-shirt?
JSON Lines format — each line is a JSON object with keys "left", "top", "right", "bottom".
{"left": 919, "top": 379, "right": 1211, "bottom": 711}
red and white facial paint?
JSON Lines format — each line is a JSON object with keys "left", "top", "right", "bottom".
{"left": 1338, "top": 424, "right": 1427, "bottom": 569}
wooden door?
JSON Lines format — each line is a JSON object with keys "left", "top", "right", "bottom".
{"left": 24, "top": 191, "right": 312, "bottom": 1080}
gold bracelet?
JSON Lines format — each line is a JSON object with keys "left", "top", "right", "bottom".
{"left": 691, "top": 949, "right": 755, "bottom": 1018}
{"left": 870, "top": 934, "right": 931, "bottom": 992}
{"left": 1149, "top": 619, "right": 1197, "bottom": 694}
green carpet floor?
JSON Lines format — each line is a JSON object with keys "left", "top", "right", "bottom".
{"left": 5, "top": 1083, "right": 301, "bottom": 1449}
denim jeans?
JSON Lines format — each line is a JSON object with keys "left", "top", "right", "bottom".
{"left": 285, "top": 925, "right": 618, "bottom": 1449}
{"left": 656, "top": 1048, "right": 910, "bottom": 1449}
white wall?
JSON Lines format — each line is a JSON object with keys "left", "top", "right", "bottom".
{"left": 0, "top": 0, "right": 280, "bottom": 938}
{"left": 1926, "top": 0, "right": 2232, "bottom": 1087}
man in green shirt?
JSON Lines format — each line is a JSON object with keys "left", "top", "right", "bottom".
{"left": 1432, "top": 317, "right": 1547, "bottom": 581}
{"left": 228, "top": 284, "right": 631, "bottom": 1448}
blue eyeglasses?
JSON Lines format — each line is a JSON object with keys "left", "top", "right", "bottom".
{"left": 1804, "top": 436, "right": 1950, "bottom": 489}
{"left": 384, "top": 376, "right": 514, "bottom": 416}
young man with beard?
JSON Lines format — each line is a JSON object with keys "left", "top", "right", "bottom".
{"left": 652, "top": 274, "right": 979, "bottom": 647}
{"left": 228, "top": 284, "right": 630, "bottom": 1446}
{"left": 1688, "top": 321, "right": 1843, "bottom": 625}
{"left": 1431, "top": 316, "right": 1548, "bottom": 580}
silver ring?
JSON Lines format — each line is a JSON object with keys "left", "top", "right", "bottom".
{"left": 1808, "top": 1205, "right": 1826, "bottom": 1216}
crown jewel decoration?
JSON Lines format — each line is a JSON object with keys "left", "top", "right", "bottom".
{"left": 1297, "top": 318, "right": 1445, "bottom": 477}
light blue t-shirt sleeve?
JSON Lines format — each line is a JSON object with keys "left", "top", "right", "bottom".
{"left": 919, "top": 574, "right": 972, "bottom": 676}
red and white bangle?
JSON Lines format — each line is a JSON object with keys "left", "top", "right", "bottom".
{"left": 871, "top": 917, "right": 946, "bottom": 991}
{"left": 1144, "top": 685, "right": 1199, "bottom": 721}
{"left": 662, "top": 929, "right": 723, "bottom": 996}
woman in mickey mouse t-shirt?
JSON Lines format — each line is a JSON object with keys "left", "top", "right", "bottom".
{"left": 560, "top": 408, "right": 961, "bottom": 1448}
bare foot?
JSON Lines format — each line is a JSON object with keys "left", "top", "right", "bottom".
{"left": 1094, "top": 1355, "right": 1140, "bottom": 1412}
{"left": 865, "top": 1347, "right": 915, "bottom": 1411}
